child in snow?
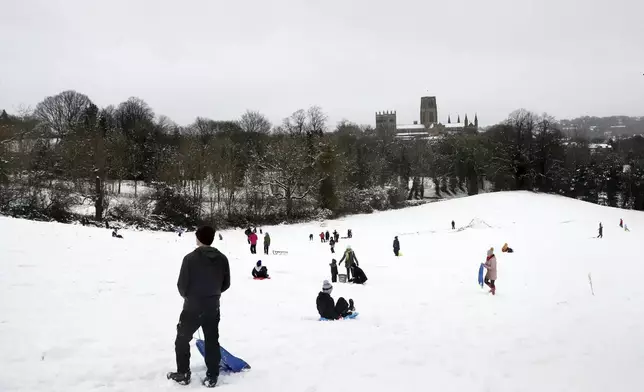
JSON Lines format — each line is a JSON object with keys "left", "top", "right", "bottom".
{"left": 263, "top": 232, "right": 271, "bottom": 255}
{"left": 316, "top": 280, "right": 355, "bottom": 320}
{"left": 330, "top": 259, "right": 338, "bottom": 283}
{"left": 347, "top": 229, "right": 352, "bottom": 238}
{"left": 325, "top": 231, "right": 330, "bottom": 242}
{"left": 320, "top": 232, "right": 325, "bottom": 243}
{"left": 252, "top": 260, "right": 269, "bottom": 279}
{"left": 249, "top": 232, "right": 258, "bottom": 254}
{"left": 329, "top": 237, "right": 336, "bottom": 253}
{"left": 111, "top": 229, "right": 123, "bottom": 239}
{"left": 625, "top": 224, "right": 630, "bottom": 232}
{"left": 309, "top": 234, "right": 314, "bottom": 241}
{"left": 452, "top": 220, "right": 456, "bottom": 230}
{"left": 483, "top": 247, "right": 497, "bottom": 295}
{"left": 620, "top": 218, "right": 623, "bottom": 228}
{"left": 333, "top": 230, "right": 339, "bottom": 243}
{"left": 393, "top": 236, "right": 400, "bottom": 256}
{"left": 219, "top": 233, "right": 223, "bottom": 240}
{"left": 502, "top": 243, "right": 514, "bottom": 253}
{"left": 598, "top": 223, "right": 603, "bottom": 238}
{"left": 350, "top": 265, "right": 368, "bottom": 284}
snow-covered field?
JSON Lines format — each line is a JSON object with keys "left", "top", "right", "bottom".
{"left": 2, "top": 191, "right": 644, "bottom": 392}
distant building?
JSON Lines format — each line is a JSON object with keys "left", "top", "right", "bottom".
{"left": 375, "top": 96, "right": 478, "bottom": 140}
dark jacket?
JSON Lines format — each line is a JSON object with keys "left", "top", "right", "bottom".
{"left": 351, "top": 265, "right": 368, "bottom": 284}
{"left": 252, "top": 266, "right": 269, "bottom": 278}
{"left": 393, "top": 238, "right": 400, "bottom": 251}
{"left": 316, "top": 292, "right": 339, "bottom": 320}
{"left": 339, "top": 250, "right": 359, "bottom": 268}
{"left": 177, "top": 246, "right": 230, "bottom": 309}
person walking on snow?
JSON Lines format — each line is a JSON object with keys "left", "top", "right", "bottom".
{"left": 249, "top": 231, "right": 258, "bottom": 254}
{"left": 393, "top": 236, "right": 400, "bottom": 256}
{"left": 168, "top": 226, "right": 230, "bottom": 388}
{"left": 263, "top": 232, "right": 271, "bottom": 255}
{"left": 338, "top": 246, "right": 359, "bottom": 281}
{"left": 333, "top": 230, "right": 339, "bottom": 243}
{"left": 329, "top": 237, "right": 336, "bottom": 253}
{"left": 482, "top": 247, "right": 497, "bottom": 295}
{"left": 452, "top": 220, "right": 456, "bottom": 230}
{"left": 320, "top": 232, "right": 325, "bottom": 243}
{"left": 330, "top": 259, "right": 338, "bottom": 283}
{"left": 325, "top": 231, "right": 330, "bottom": 242}
{"left": 598, "top": 222, "right": 603, "bottom": 239}
{"left": 620, "top": 218, "right": 623, "bottom": 228}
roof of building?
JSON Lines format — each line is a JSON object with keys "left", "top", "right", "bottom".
{"left": 396, "top": 124, "right": 426, "bottom": 130}
{"left": 444, "top": 123, "right": 465, "bottom": 129}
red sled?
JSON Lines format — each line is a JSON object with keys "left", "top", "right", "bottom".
{"left": 253, "top": 277, "right": 271, "bottom": 280}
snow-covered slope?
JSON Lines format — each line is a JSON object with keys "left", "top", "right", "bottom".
{"left": 1, "top": 192, "right": 644, "bottom": 392}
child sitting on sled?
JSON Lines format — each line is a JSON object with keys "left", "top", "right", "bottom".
{"left": 316, "top": 280, "right": 355, "bottom": 320}
{"left": 252, "top": 260, "right": 269, "bottom": 279}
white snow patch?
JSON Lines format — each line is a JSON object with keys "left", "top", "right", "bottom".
{"left": 2, "top": 191, "right": 644, "bottom": 392}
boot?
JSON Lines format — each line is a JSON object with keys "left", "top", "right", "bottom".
{"left": 167, "top": 371, "right": 191, "bottom": 385}
{"left": 202, "top": 375, "right": 218, "bottom": 388}
{"left": 490, "top": 287, "right": 496, "bottom": 295}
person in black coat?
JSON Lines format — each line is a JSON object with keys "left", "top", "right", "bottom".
{"left": 329, "top": 237, "right": 336, "bottom": 253}
{"left": 452, "top": 220, "right": 456, "bottom": 230}
{"left": 316, "top": 280, "right": 354, "bottom": 320}
{"left": 325, "top": 230, "right": 330, "bottom": 242}
{"left": 252, "top": 260, "right": 269, "bottom": 279}
{"left": 168, "top": 226, "right": 230, "bottom": 388}
{"left": 330, "top": 259, "right": 338, "bottom": 283}
{"left": 393, "top": 236, "right": 400, "bottom": 256}
{"left": 350, "top": 265, "right": 368, "bottom": 284}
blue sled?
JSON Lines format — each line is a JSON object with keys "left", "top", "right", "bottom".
{"left": 478, "top": 264, "right": 485, "bottom": 287}
{"left": 195, "top": 339, "right": 251, "bottom": 373}
{"left": 319, "top": 312, "right": 359, "bottom": 321}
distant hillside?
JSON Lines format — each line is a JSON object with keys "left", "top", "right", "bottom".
{"left": 560, "top": 116, "right": 644, "bottom": 138}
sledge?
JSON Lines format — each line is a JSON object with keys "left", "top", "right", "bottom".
{"left": 319, "top": 312, "right": 359, "bottom": 321}
{"left": 478, "top": 263, "right": 485, "bottom": 287}
{"left": 253, "top": 276, "right": 271, "bottom": 280}
{"left": 195, "top": 339, "right": 251, "bottom": 373}
{"left": 272, "top": 250, "right": 288, "bottom": 255}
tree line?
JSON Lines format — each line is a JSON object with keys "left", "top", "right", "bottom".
{"left": 1, "top": 90, "right": 643, "bottom": 230}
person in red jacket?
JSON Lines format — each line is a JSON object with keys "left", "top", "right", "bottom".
{"left": 249, "top": 232, "right": 258, "bottom": 254}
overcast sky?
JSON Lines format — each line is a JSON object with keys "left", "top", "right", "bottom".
{"left": 1, "top": 0, "right": 643, "bottom": 128}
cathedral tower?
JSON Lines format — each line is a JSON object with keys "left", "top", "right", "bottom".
{"left": 420, "top": 96, "right": 438, "bottom": 127}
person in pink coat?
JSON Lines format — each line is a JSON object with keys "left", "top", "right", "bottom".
{"left": 483, "top": 247, "right": 497, "bottom": 295}
{"left": 249, "top": 232, "right": 258, "bottom": 254}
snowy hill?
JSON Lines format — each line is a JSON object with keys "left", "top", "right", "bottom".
{"left": 1, "top": 191, "right": 644, "bottom": 392}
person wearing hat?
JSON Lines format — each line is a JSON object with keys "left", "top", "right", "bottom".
{"left": 168, "top": 226, "right": 231, "bottom": 388}
{"left": 330, "top": 259, "right": 338, "bottom": 283}
{"left": 482, "top": 247, "right": 497, "bottom": 295}
{"left": 263, "top": 232, "right": 271, "bottom": 255}
{"left": 316, "top": 280, "right": 355, "bottom": 320}
{"left": 252, "top": 260, "right": 269, "bottom": 279}
{"left": 338, "top": 246, "right": 359, "bottom": 281}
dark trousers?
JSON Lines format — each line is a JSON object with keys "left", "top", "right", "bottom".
{"left": 484, "top": 278, "right": 496, "bottom": 289}
{"left": 264, "top": 244, "right": 269, "bottom": 254}
{"left": 250, "top": 244, "right": 257, "bottom": 254}
{"left": 331, "top": 273, "right": 337, "bottom": 283}
{"left": 346, "top": 266, "right": 351, "bottom": 280}
{"left": 335, "top": 297, "right": 350, "bottom": 317}
{"left": 175, "top": 307, "right": 221, "bottom": 378}
{"left": 394, "top": 249, "right": 399, "bottom": 256}
{"left": 331, "top": 247, "right": 335, "bottom": 254}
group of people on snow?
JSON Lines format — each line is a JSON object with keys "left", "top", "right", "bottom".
{"left": 244, "top": 228, "right": 271, "bottom": 255}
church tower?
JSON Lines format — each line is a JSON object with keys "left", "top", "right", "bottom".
{"left": 420, "top": 96, "right": 438, "bottom": 127}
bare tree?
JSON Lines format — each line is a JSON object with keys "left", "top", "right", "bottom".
{"left": 307, "top": 106, "right": 327, "bottom": 136}
{"left": 282, "top": 109, "right": 307, "bottom": 135}
{"left": 255, "top": 135, "right": 323, "bottom": 217}
{"left": 239, "top": 110, "right": 271, "bottom": 134}
{"left": 34, "top": 90, "right": 93, "bottom": 136}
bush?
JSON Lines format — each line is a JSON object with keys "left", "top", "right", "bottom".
{"left": 152, "top": 186, "right": 200, "bottom": 228}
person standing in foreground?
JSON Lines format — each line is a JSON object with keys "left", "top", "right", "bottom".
{"left": 167, "top": 226, "right": 231, "bottom": 388}
{"left": 482, "top": 247, "right": 497, "bottom": 295}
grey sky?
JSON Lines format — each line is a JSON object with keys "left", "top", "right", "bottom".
{"left": 1, "top": 0, "right": 643, "bottom": 128}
